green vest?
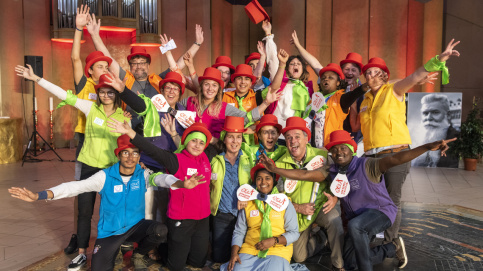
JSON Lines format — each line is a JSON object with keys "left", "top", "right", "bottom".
{"left": 210, "top": 149, "right": 254, "bottom": 216}
{"left": 275, "top": 144, "right": 328, "bottom": 232}
{"left": 246, "top": 144, "right": 287, "bottom": 165}
{"left": 77, "top": 104, "right": 130, "bottom": 169}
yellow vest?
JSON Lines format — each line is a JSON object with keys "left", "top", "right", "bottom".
{"left": 74, "top": 77, "right": 97, "bottom": 133}
{"left": 239, "top": 201, "right": 293, "bottom": 262}
{"left": 360, "top": 83, "right": 412, "bottom": 151}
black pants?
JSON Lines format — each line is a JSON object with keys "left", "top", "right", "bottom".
{"left": 91, "top": 219, "right": 167, "bottom": 271}
{"left": 166, "top": 217, "right": 209, "bottom": 271}
{"left": 212, "top": 212, "right": 237, "bottom": 263}
{"left": 77, "top": 162, "right": 103, "bottom": 249}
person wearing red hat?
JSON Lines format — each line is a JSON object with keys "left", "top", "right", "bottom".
{"left": 15, "top": 65, "right": 131, "bottom": 269}
{"left": 227, "top": 161, "right": 299, "bottom": 271}
{"left": 272, "top": 116, "right": 344, "bottom": 270}
{"left": 247, "top": 114, "right": 286, "bottom": 164}
{"left": 211, "top": 55, "right": 236, "bottom": 92}
{"left": 178, "top": 67, "right": 281, "bottom": 139}
{"left": 108, "top": 120, "right": 218, "bottom": 271}
{"left": 360, "top": 39, "right": 461, "bottom": 245}
{"left": 259, "top": 130, "right": 456, "bottom": 270}
{"left": 8, "top": 133, "right": 209, "bottom": 270}
{"left": 208, "top": 116, "right": 254, "bottom": 266}
{"left": 245, "top": 51, "right": 271, "bottom": 92}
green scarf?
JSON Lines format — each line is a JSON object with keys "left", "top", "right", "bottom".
{"left": 137, "top": 94, "right": 162, "bottom": 137}
{"left": 344, "top": 144, "right": 357, "bottom": 156}
{"left": 290, "top": 79, "right": 310, "bottom": 114}
{"left": 255, "top": 186, "right": 279, "bottom": 258}
{"left": 424, "top": 55, "right": 449, "bottom": 85}
{"left": 174, "top": 132, "right": 207, "bottom": 154}
{"left": 56, "top": 90, "right": 78, "bottom": 109}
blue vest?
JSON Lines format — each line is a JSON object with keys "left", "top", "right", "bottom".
{"left": 329, "top": 156, "right": 397, "bottom": 224}
{"left": 98, "top": 162, "right": 146, "bottom": 239}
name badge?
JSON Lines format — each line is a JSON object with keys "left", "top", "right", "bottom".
{"left": 88, "top": 93, "right": 97, "bottom": 100}
{"left": 114, "top": 184, "right": 123, "bottom": 193}
{"left": 94, "top": 117, "right": 104, "bottom": 126}
{"left": 228, "top": 103, "right": 236, "bottom": 107}
{"left": 360, "top": 106, "right": 368, "bottom": 113}
{"left": 187, "top": 168, "right": 197, "bottom": 176}
{"left": 250, "top": 210, "right": 259, "bottom": 217}
{"left": 211, "top": 173, "right": 217, "bottom": 180}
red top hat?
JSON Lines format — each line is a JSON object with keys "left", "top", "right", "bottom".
{"left": 181, "top": 122, "right": 213, "bottom": 150}
{"left": 324, "top": 130, "right": 357, "bottom": 153}
{"left": 245, "top": 0, "right": 270, "bottom": 24}
{"left": 281, "top": 116, "right": 311, "bottom": 140}
{"left": 212, "top": 56, "right": 235, "bottom": 72}
{"left": 159, "top": 72, "right": 185, "bottom": 95}
{"left": 319, "top": 63, "right": 345, "bottom": 80}
{"left": 245, "top": 52, "right": 266, "bottom": 68}
{"left": 94, "top": 74, "right": 115, "bottom": 91}
{"left": 339, "top": 52, "right": 363, "bottom": 74}
{"left": 256, "top": 114, "right": 282, "bottom": 133}
{"left": 230, "top": 64, "right": 257, "bottom": 84}
{"left": 222, "top": 116, "right": 247, "bottom": 133}
{"left": 84, "top": 51, "right": 112, "bottom": 77}
{"left": 198, "top": 67, "right": 225, "bottom": 90}
{"left": 362, "top": 57, "right": 390, "bottom": 78}
{"left": 114, "top": 134, "right": 137, "bottom": 156}
{"left": 250, "top": 161, "right": 279, "bottom": 183}
{"left": 127, "top": 47, "right": 151, "bottom": 63}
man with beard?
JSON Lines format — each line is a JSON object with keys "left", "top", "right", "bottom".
{"left": 412, "top": 94, "right": 459, "bottom": 167}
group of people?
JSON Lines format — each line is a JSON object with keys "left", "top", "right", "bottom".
{"left": 8, "top": 5, "right": 461, "bottom": 271}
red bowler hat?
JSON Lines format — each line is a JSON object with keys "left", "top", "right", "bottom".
{"left": 255, "top": 114, "right": 282, "bottom": 133}
{"left": 84, "top": 51, "right": 112, "bottom": 77}
{"left": 212, "top": 56, "right": 235, "bottom": 72}
{"left": 319, "top": 63, "right": 345, "bottom": 80}
{"left": 245, "top": 52, "right": 266, "bottom": 68}
{"left": 281, "top": 116, "right": 311, "bottom": 140}
{"left": 222, "top": 116, "right": 247, "bottom": 133}
{"left": 324, "top": 130, "right": 357, "bottom": 153}
{"left": 160, "top": 71, "right": 185, "bottom": 95}
{"left": 362, "top": 57, "right": 390, "bottom": 78}
{"left": 250, "top": 161, "right": 279, "bottom": 183}
{"left": 339, "top": 52, "right": 363, "bottom": 74}
{"left": 114, "top": 134, "right": 137, "bottom": 156}
{"left": 244, "top": 0, "right": 270, "bottom": 24}
{"left": 127, "top": 47, "right": 151, "bottom": 63}
{"left": 94, "top": 74, "right": 115, "bottom": 91}
{"left": 181, "top": 122, "right": 213, "bottom": 150}
{"left": 198, "top": 67, "right": 225, "bottom": 90}
{"left": 230, "top": 64, "right": 257, "bottom": 84}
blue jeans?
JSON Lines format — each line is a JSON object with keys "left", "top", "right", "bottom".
{"left": 343, "top": 209, "right": 396, "bottom": 271}
{"left": 212, "top": 212, "right": 237, "bottom": 263}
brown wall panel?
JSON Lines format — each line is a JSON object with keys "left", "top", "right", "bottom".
{"left": 421, "top": 0, "right": 443, "bottom": 93}
{"left": 271, "top": 0, "right": 305, "bottom": 56}
{"left": 211, "top": 0, "right": 233, "bottom": 62}
{"left": 406, "top": 0, "right": 424, "bottom": 92}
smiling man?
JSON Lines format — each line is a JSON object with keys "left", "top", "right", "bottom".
{"left": 248, "top": 114, "right": 287, "bottom": 164}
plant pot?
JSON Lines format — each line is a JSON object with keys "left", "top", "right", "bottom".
{"left": 464, "top": 158, "right": 478, "bottom": 171}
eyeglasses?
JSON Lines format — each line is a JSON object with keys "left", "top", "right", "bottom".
{"left": 164, "top": 86, "right": 180, "bottom": 93}
{"left": 120, "top": 150, "right": 140, "bottom": 157}
{"left": 129, "top": 62, "right": 148, "bottom": 67}
{"left": 219, "top": 70, "right": 231, "bottom": 75}
{"left": 99, "top": 92, "right": 116, "bottom": 97}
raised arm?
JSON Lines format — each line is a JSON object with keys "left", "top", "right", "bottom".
{"left": 160, "top": 34, "right": 178, "bottom": 71}
{"left": 259, "top": 153, "right": 328, "bottom": 182}
{"left": 252, "top": 41, "right": 267, "bottom": 86}
{"left": 103, "top": 72, "right": 147, "bottom": 112}
{"left": 72, "top": 5, "right": 90, "bottom": 84}
{"left": 262, "top": 20, "right": 278, "bottom": 81}
{"left": 290, "top": 30, "right": 323, "bottom": 74}
{"left": 183, "top": 51, "right": 199, "bottom": 91}
{"left": 86, "top": 14, "right": 121, "bottom": 77}
{"left": 393, "top": 39, "right": 460, "bottom": 99}
{"left": 378, "top": 138, "right": 456, "bottom": 173}
{"left": 225, "top": 86, "right": 283, "bottom": 123}
{"left": 270, "top": 49, "right": 289, "bottom": 91}
{"left": 176, "top": 24, "right": 204, "bottom": 70}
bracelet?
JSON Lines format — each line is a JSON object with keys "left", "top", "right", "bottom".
{"left": 273, "top": 237, "right": 279, "bottom": 246}
{"left": 36, "top": 77, "right": 41, "bottom": 83}
{"left": 279, "top": 64, "right": 286, "bottom": 68}
{"left": 191, "top": 71, "right": 197, "bottom": 77}
{"left": 37, "top": 191, "right": 48, "bottom": 200}
{"left": 194, "top": 42, "right": 201, "bottom": 46}
{"left": 75, "top": 27, "right": 82, "bottom": 32}
{"left": 171, "top": 133, "right": 179, "bottom": 137}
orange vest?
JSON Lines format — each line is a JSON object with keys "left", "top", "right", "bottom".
{"left": 222, "top": 89, "right": 259, "bottom": 144}
{"left": 124, "top": 71, "right": 162, "bottom": 110}
{"left": 324, "top": 90, "right": 348, "bottom": 145}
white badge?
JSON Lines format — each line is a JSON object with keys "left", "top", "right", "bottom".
{"left": 306, "top": 155, "right": 326, "bottom": 170}
{"left": 88, "top": 93, "right": 97, "bottom": 100}
{"left": 360, "top": 106, "right": 367, "bottom": 113}
{"left": 113, "top": 184, "right": 123, "bottom": 193}
{"left": 330, "top": 173, "right": 351, "bottom": 198}
{"left": 250, "top": 210, "right": 259, "bottom": 217}
{"left": 187, "top": 168, "right": 197, "bottom": 176}
{"left": 228, "top": 103, "right": 236, "bottom": 107}
{"left": 237, "top": 184, "right": 258, "bottom": 201}
{"left": 175, "top": 110, "right": 197, "bottom": 128}
{"left": 151, "top": 94, "right": 170, "bottom": 112}
{"left": 284, "top": 179, "right": 298, "bottom": 193}
{"left": 211, "top": 173, "right": 217, "bottom": 181}
{"left": 311, "top": 92, "right": 326, "bottom": 112}
{"left": 93, "top": 117, "right": 104, "bottom": 126}
{"left": 266, "top": 194, "right": 290, "bottom": 212}
{"left": 304, "top": 117, "right": 312, "bottom": 131}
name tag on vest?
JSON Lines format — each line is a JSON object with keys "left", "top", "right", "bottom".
{"left": 187, "top": 168, "right": 197, "bottom": 176}
{"left": 250, "top": 210, "right": 259, "bottom": 217}
{"left": 211, "top": 173, "right": 217, "bottom": 180}
{"left": 94, "top": 117, "right": 104, "bottom": 126}
{"left": 360, "top": 106, "right": 368, "bottom": 113}
{"left": 114, "top": 184, "right": 123, "bottom": 193}
{"left": 88, "top": 93, "right": 97, "bottom": 100}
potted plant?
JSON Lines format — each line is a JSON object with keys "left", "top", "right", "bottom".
{"left": 448, "top": 97, "right": 483, "bottom": 170}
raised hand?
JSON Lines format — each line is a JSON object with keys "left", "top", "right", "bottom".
{"left": 76, "top": 4, "right": 91, "bottom": 29}
{"left": 159, "top": 34, "right": 171, "bottom": 47}
{"left": 277, "top": 49, "right": 289, "bottom": 65}
{"left": 289, "top": 30, "right": 301, "bottom": 48}
{"left": 438, "top": 39, "right": 460, "bottom": 62}
{"left": 160, "top": 114, "right": 177, "bottom": 136}
{"left": 262, "top": 19, "right": 272, "bottom": 36}
{"left": 265, "top": 86, "right": 283, "bottom": 104}
{"left": 8, "top": 187, "right": 38, "bottom": 202}
{"left": 86, "top": 13, "right": 101, "bottom": 35}
{"left": 15, "top": 64, "right": 38, "bottom": 81}
{"left": 259, "top": 153, "right": 276, "bottom": 172}
{"left": 257, "top": 41, "right": 266, "bottom": 57}
{"left": 103, "top": 71, "right": 126, "bottom": 93}
{"left": 107, "top": 118, "right": 132, "bottom": 135}
{"left": 183, "top": 173, "right": 206, "bottom": 189}
{"left": 195, "top": 24, "right": 204, "bottom": 45}
{"left": 418, "top": 72, "right": 438, "bottom": 85}
{"left": 425, "top": 137, "right": 457, "bottom": 157}
{"left": 183, "top": 51, "right": 194, "bottom": 68}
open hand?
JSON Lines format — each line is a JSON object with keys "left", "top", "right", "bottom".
{"left": 107, "top": 118, "right": 132, "bottom": 135}
{"left": 259, "top": 153, "right": 276, "bottom": 172}
{"left": 195, "top": 24, "right": 204, "bottom": 45}
{"left": 76, "top": 4, "right": 91, "bottom": 29}
{"left": 257, "top": 41, "right": 266, "bottom": 57}
{"left": 103, "top": 71, "right": 126, "bottom": 93}
{"left": 160, "top": 34, "right": 171, "bottom": 47}
{"left": 15, "top": 64, "right": 38, "bottom": 81}
{"left": 160, "top": 114, "right": 177, "bottom": 136}
{"left": 8, "top": 187, "right": 38, "bottom": 202}
{"left": 290, "top": 30, "right": 301, "bottom": 48}
{"left": 183, "top": 173, "right": 206, "bottom": 189}
{"left": 183, "top": 51, "right": 194, "bottom": 68}
{"left": 322, "top": 192, "right": 337, "bottom": 214}
{"left": 262, "top": 19, "right": 271, "bottom": 35}
{"left": 418, "top": 72, "right": 438, "bottom": 85}
{"left": 265, "top": 86, "right": 283, "bottom": 104}
{"left": 86, "top": 13, "right": 101, "bottom": 35}
{"left": 438, "top": 39, "right": 460, "bottom": 62}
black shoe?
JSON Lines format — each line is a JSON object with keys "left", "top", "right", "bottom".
{"left": 67, "top": 254, "right": 87, "bottom": 271}
{"left": 64, "top": 234, "right": 78, "bottom": 255}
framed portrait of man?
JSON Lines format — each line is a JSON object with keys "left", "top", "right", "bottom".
{"left": 407, "top": 92, "right": 462, "bottom": 168}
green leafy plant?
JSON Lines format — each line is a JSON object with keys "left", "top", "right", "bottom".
{"left": 448, "top": 97, "right": 483, "bottom": 159}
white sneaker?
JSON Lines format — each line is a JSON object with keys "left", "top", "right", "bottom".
{"left": 67, "top": 253, "right": 87, "bottom": 271}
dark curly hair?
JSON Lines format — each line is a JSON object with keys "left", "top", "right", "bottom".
{"left": 286, "top": 55, "right": 310, "bottom": 82}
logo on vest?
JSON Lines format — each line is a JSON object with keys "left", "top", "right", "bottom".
{"left": 114, "top": 184, "right": 123, "bottom": 193}
{"left": 349, "top": 179, "right": 360, "bottom": 190}
{"left": 88, "top": 93, "right": 97, "bottom": 100}
{"left": 187, "top": 168, "right": 197, "bottom": 176}
{"left": 284, "top": 179, "right": 298, "bottom": 193}
{"left": 93, "top": 117, "right": 104, "bottom": 126}
{"left": 250, "top": 210, "right": 259, "bottom": 217}
{"left": 130, "top": 180, "right": 140, "bottom": 191}
{"left": 360, "top": 106, "right": 368, "bottom": 113}
{"left": 267, "top": 195, "right": 287, "bottom": 210}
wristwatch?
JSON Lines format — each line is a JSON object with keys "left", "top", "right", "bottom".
{"left": 273, "top": 236, "right": 279, "bottom": 246}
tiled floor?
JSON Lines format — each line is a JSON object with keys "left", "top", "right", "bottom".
{"left": 0, "top": 149, "right": 482, "bottom": 270}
